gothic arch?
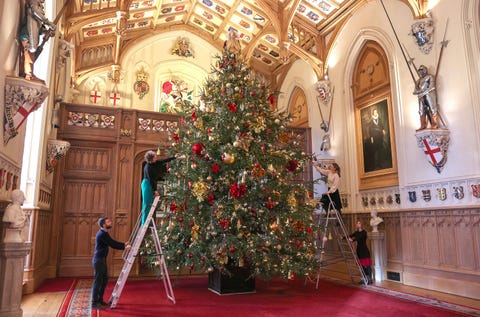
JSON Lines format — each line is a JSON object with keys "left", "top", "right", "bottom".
{"left": 462, "top": 0, "right": 480, "bottom": 152}
{"left": 287, "top": 86, "right": 309, "bottom": 128}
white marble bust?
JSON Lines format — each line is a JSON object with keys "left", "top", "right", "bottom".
{"left": 2, "top": 190, "right": 27, "bottom": 242}
{"left": 369, "top": 210, "right": 383, "bottom": 233}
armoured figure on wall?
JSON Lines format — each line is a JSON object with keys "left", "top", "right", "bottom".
{"left": 18, "top": 0, "right": 56, "bottom": 82}
{"left": 414, "top": 65, "right": 438, "bottom": 131}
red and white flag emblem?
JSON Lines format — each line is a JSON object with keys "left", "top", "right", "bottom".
{"left": 89, "top": 90, "right": 102, "bottom": 104}
{"left": 421, "top": 138, "right": 442, "bottom": 167}
{"left": 109, "top": 92, "right": 121, "bottom": 106}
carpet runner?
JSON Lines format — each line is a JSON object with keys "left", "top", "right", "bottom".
{"left": 54, "top": 277, "right": 480, "bottom": 317}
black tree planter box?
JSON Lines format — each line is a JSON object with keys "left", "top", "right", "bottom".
{"left": 208, "top": 266, "right": 256, "bottom": 295}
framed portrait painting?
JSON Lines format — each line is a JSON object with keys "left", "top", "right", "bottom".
{"left": 355, "top": 96, "right": 398, "bottom": 189}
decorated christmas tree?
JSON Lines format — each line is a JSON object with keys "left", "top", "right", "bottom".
{"left": 147, "top": 48, "right": 319, "bottom": 280}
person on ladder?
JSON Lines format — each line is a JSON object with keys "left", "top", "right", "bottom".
{"left": 141, "top": 150, "right": 176, "bottom": 225}
{"left": 313, "top": 162, "right": 343, "bottom": 217}
{"left": 348, "top": 221, "right": 373, "bottom": 285}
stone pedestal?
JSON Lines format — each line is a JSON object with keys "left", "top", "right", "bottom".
{"left": 370, "top": 231, "right": 386, "bottom": 282}
{"left": 3, "top": 229, "right": 23, "bottom": 243}
{"left": 0, "top": 243, "right": 31, "bottom": 317}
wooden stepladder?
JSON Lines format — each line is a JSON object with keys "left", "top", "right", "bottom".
{"left": 109, "top": 196, "right": 175, "bottom": 308}
{"left": 310, "top": 194, "right": 369, "bottom": 289}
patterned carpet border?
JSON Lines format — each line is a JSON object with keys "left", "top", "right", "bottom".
{"left": 318, "top": 276, "right": 480, "bottom": 317}
{"left": 56, "top": 279, "right": 78, "bottom": 317}
{"left": 57, "top": 279, "right": 93, "bottom": 317}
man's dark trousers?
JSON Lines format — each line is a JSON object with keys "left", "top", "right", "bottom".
{"left": 92, "top": 257, "right": 108, "bottom": 304}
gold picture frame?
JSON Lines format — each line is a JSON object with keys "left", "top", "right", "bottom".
{"left": 355, "top": 95, "right": 398, "bottom": 189}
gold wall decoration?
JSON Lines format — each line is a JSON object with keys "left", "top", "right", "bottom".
{"left": 133, "top": 67, "right": 150, "bottom": 99}
{"left": 171, "top": 37, "right": 194, "bottom": 58}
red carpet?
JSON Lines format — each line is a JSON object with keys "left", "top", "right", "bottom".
{"left": 88, "top": 277, "right": 474, "bottom": 317}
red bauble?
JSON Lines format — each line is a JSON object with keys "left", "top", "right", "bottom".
{"left": 228, "top": 102, "right": 238, "bottom": 112}
{"left": 170, "top": 201, "right": 177, "bottom": 213}
{"left": 207, "top": 193, "right": 215, "bottom": 205}
{"left": 211, "top": 162, "right": 221, "bottom": 173}
{"left": 269, "top": 95, "right": 276, "bottom": 107}
{"left": 172, "top": 133, "right": 180, "bottom": 142}
{"left": 192, "top": 143, "right": 205, "bottom": 156}
{"left": 229, "top": 182, "right": 247, "bottom": 199}
{"left": 286, "top": 160, "right": 298, "bottom": 172}
{"left": 266, "top": 197, "right": 275, "bottom": 209}
{"left": 250, "top": 91, "right": 255, "bottom": 97}
{"left": 219, "top": 218, "right": 229, "bottom": 230}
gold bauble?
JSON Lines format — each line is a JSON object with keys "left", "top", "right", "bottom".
{"left": 222, "top": 152, "right": 235, "bottom": 164}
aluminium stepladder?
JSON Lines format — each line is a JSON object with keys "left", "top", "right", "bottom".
{"left": 109, "top": 195, "right": 176, "bottom": 308}
{"left": 310, "top": 193, "right": 369, "bottom": 289}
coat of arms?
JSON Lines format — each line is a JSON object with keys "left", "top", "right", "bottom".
{"left": 386, "top": 195, "right": 393, "bottom": 204}
{"left": 89, "top": 90, "right": 102, "bottom": 104}
{"left": 472, "top": 184, "right": 480, "bottom": 198}
{"left": 362, "top": 196, "right": 368, "bottom": 207}
{"left": 408, "top": 191, "right": 417, "bottom": 203}
{"left": 422, "top": 189, "right": 431, "bottom": 202}
{"left": 133, "top": 67, "right": 150, "bottom": 99}
{"left": 172, "top": 37, "right": 194, "bottom": 57}
{"left": 316, "top": 80, "right": 332, "bottom": 105}
{"left": 437, "top": 187, "right": 447, "bottom": 201}
{"left": 453, "top": 186, "right": 464, "bottom": 200}
{"left": 410, "top": 18, "right": 434, "bottom": 54}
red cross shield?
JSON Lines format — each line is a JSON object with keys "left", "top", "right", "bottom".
{"left": 109, "top": 92, "right": 121, "bottom": 106}
{"left": 415, "top": 130, "right": 450, "bottom": 174}
{"left": 89, "top": 90, "right": 102, "bottom": 104}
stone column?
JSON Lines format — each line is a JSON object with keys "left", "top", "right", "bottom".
{"left": 0, "top": 242, "right": 31, "bottom": 317}
{"left": 370, "top": 231, "right": 386, "bottom": 282}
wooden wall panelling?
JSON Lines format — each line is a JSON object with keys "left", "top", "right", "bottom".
{"left": 411, "top": 213, "right": 424, "bottom": 265}
{"left": 400, "top": 212, "right": 414, "bottom": 264}
{"left": 436, "top": 211, "right": 456, "bottom": 268}
{"left": 453, "top": 210, "right": 476, "bottom": 270}
{"left": 382, "top": 212, "right": 402, "bottom": 267}
{"left": 22, "top": 208, "right": 53, "bottom": 293}
{"left": 473, "top": 211, "right": 480, "bottom": 270}
{"left": 57, "top": 140, "right": 114, "bottom": 276}
{"left": 422, "top": 212, "right": 440, "bottom": 267}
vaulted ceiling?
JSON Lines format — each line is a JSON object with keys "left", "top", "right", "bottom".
{"left": 63, "top": 0, "right": 426, "bottom": 85}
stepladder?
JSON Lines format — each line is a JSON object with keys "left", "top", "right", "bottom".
{"left": 309, "top": 194, "right": 369, "bottom": 288}
{"left": 109, "top": 195, "right": 176, "bottom": 308}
